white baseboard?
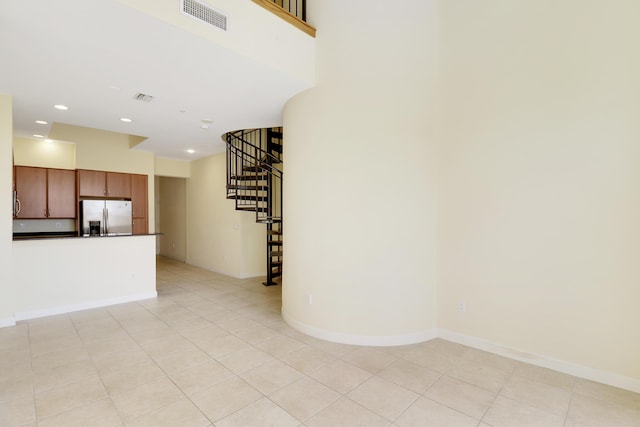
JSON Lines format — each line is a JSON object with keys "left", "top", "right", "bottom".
{"left": 14, "top": 291, "right": 158, "bottom": 321}
{"left": 438, "top": 329, "right": 640, "bottom": 394}
{"left": 282, "top": 310, "right": 439, "bottom": 346}
{"left": 279, "top": 312, "right": 640, "bottom": 394}
{"left": 0, "top": 317, "right": 16, "bottom": 328}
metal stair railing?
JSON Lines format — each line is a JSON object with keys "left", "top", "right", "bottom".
{"left": 226, "top": 128, "right": 283, "bottom": 286}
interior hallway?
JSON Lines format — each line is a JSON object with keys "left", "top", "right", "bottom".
{"left": 1, "top": 256, "right": 639, "bottom": 426}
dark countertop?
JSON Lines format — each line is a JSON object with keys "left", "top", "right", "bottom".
{"left": 13, "top": 232, "right": 162, "bottom": 241}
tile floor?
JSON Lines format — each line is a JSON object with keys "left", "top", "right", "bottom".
{"left": 1, "top": 256, "right": 639, "bottom": 427}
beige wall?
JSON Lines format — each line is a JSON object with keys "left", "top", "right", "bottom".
{"left": 0, "top": 94, "right": 15, "bottom": 326}
{"left": 155, "top": 157, "right": 191, "bottom": 178}
{"left": 437, "top": 1, "right": 640, "bottom": 382}
{"left": 158, "top": 177, "right": 187, "bottom": 262}
{"left": 282, "top": 0, "right": 440, "bottom": 344}
{"left": 13, "top": 137, "right": 75, "bottom": 169}
{"left": 186, "top": 152, "right": 266, "bottom": 278}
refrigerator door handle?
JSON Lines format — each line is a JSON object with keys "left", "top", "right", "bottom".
{"left": 103, "top": 207, "right": 108, "bottom": 235}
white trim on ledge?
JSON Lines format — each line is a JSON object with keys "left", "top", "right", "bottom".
{"left": 14, "top": 291, "right": 158, "bottom": 322}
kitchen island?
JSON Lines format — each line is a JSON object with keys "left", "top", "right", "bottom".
{"left": 10, "top": 234, "right": 157, "bottom": 323}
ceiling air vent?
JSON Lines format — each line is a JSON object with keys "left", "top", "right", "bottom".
{"left": 133, "top": 92, "right": 154, "bottom": 103}
{"left": 181, "top": 0, "right": 228, "bottom": 31}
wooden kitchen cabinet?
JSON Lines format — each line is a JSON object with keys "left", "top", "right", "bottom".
{"left": 46, "top": 169, "right": 76, "bottom": 218}
{"left": 14, "top": 166, "right": 76, "bottom": 219}
{"left": 14, "top": 166, "right": 46, "bottom": 218}
{"left": 78, "top": 169, "right": 131, "bottom": 199}
{"left": 130, "top": 173, "right": 148, "bottom": 234}
{"left": 106, "top": 172, "right": 131, "bottom": 199}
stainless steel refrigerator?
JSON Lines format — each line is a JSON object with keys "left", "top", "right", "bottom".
{"left": 80, "top": 200, "right": 132, "bottom": 236}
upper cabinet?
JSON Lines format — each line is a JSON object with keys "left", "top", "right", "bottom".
{"left": 14, "top": 166, "right": 76, "bottom": 219}
{"left": 78, "top": 169, "right": 131, "bottom": 199}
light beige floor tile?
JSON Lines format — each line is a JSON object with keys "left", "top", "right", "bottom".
{"left": 101, "top": 360, "right": 166, "bottom": 395}
{"left": 168, "top": 316, "right": 214, "bottom": 332}
{"left": 169, "top": 360, "right": 235, "bottom": 396}
{"left": 152, "top": 345, "right": 211, "bottom": 374}
{"left": 30, "top": 335, "right": 84, "bottom": 358}
{"left": 305, "top": 396, "right": 389, "bottom": 427}
{"left": 395, "top": 396, "right": 478, "bottom": 427}
{"left": 191, "top": 376, "right": 262, "bottom": 422}
{"left": 33, "top": 359, "right": 97, "bottom": 393}
{"left": 377, "top": 359, "right": 441, "bottom": 394}
{"left": 500, "top": 374, "right": 572, "bottom": 415}
{"left": 0, "top": 374, "right": 34, "bottom": 403}
{"left": 200, "top": 309, "right": 242, "bottom": 324}
{"left": 253, "top": 334, "right": 307, "bottom": 358}
{"left": 424, "top": 375, "right": 495, "bottom": 419}
{"left": 280, "top": 346, "right": 336, "bottom": 375}
{"left": 93, "top": 347, "right": 152, "bottom": 376}
{"left": 448, "top": 359, "right": 512, "bottom": 394}
{"left": 140, "top": 334, "right": 198, "bottom": 359}
{"left": 461, "top": 348, "right": 518, "bottom": 373}
{"left": 0, "top": 396, "right": 36, "bottom": 427}
{"left": 512, "top": 363, "right": 575, "bottom": 392}
{"left": 126, "top": 324, "right": 176, "bottom": 346}
{"left": 309, "top": 359, "right": 372, "bottom": 394}
{"left": 217, "top": 316, "right": 261, "bottom": 334}
{"left": 396, "top": 346, "right": 458, "bottom": 373}
{"left": 110, "top": 376, "right": 185, "bottom": 421}
{"left": 0, "top": 357, "right": 32, "bottom": 382}
{"left": 83, "top": 336, "right": 140, "bottom": 358}
{"left": 78, "top": 325, "right": 130, "bottom": 343}
{"left": 347, "top": 376, "right": 419, "bottom": 421}
{"left": 341, "top": 347, "right": 398, "bottom": 374}
{"left": 35, "top": 375, "right": 107, "bottom": 418}
{"left": 566, "top": 392, "right": 640, "bottom": 427}
{"left": 240, "top": 359, "right": 304, "bottom": 395}
{"left": 0, "top": 348, "right": 32, "bottom": 370}
{"left": 309, "top": 340, "right": 359, "bottom": 358}
{"left": 574, "top": 378, "right": 640, "bottom": 407}
{"left": 216, "top": 347, "right": 275, "bottom": 374}
{"left": 269, "top": 376, "right": 340, "bottom": 422}
{"left": 196, "top": 334, "right": 252, "bottom": 358}
{"left": 214, "top": 397, "right": 299, "bottom": 427}
{"left": 31, "top": 345, "right": 90, "bottom": 371}
{"left": 37, "top": 397, "right": 122, "bottom": 427}
{"left": 179, "top": 324, "right": 228, "bottom": 343}
{"left": 482, "top": 395, "right": 564, "bottom": 427}
{"left": 233, "top": 325, "right": 281, "bottom": 344}
{"left": 125, "top": 397, "right": 209, "bottom": 427}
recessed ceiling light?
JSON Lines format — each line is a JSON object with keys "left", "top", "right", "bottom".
{"left": 201, "top": 118, "right": 213, "bottom": 124}
{"left": 187, "top": 149, "right": 195, "bottom": 154}
{"left": 54, "top": 104, "right": 69, "bottom": 110}
{"left": 44, "top": 139, "right": 54, "bottom": 143}
{"left": 200, "top": 125, "right": 209, "bottom": 130}
{"left": 35, "top": 120, "right": 48, "bottom": 125}
{"left": 33, "top": 134, "right": 44, "bottom": 138}
{"left": 120, "top": 118, "right": 132, "bottom": 123}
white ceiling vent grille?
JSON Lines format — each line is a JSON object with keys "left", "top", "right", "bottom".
{"left": 182, "top": 0, "right": 227, "bottom": 31}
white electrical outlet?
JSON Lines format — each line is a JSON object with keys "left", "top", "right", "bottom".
{"left": 307, "top": 294, "right": 313, "bottom": 305}
{"left": 457, "top": 300, "right": 466, "bottom": 313}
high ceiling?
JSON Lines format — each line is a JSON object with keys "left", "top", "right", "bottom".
{"left": 0, "top": 0, "right": 312, "bottom": 160}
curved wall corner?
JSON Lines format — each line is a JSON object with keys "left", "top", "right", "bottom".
{"left": 281, "top": 0, "right": 440, "bottom": 345}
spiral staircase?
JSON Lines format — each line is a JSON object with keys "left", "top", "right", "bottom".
{"left": 225, "top": 128, "right": 283, "bottom": 286}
